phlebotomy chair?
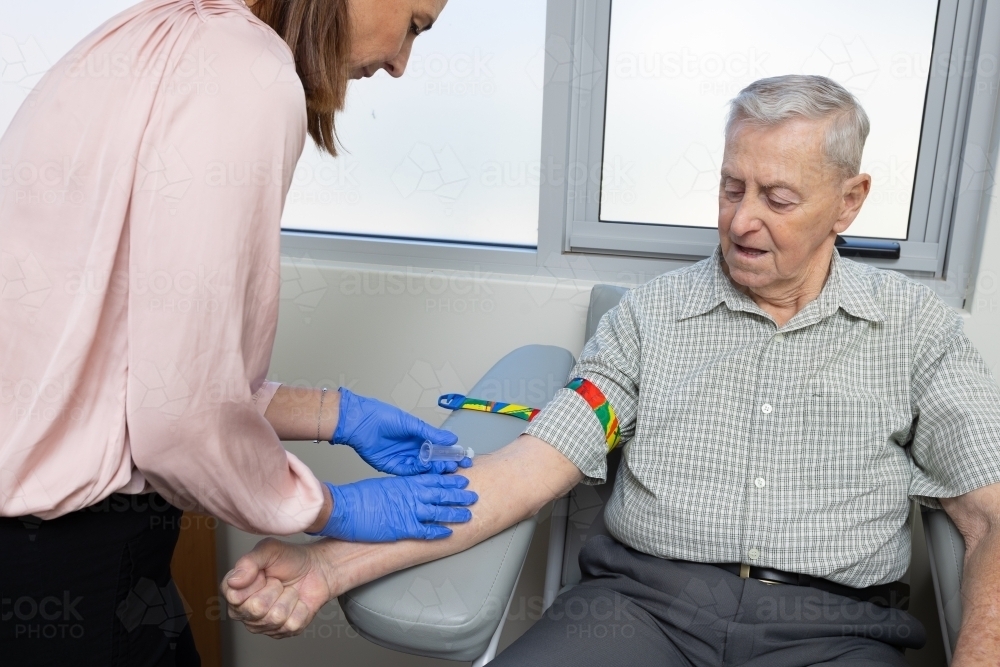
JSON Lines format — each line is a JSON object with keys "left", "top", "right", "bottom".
{"left": 543, "top": 285, "right": 969, "bottom": 664}
{"left": 339, "top": 344, "right": 576, "bottom": 665}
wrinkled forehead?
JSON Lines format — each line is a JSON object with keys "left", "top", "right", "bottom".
{"left": 722, "top": 117, "right": 835, "bottom": 185}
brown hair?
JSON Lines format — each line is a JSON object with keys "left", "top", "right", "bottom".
{"left": 249, "top": 0, "right": 352, "bottom": 155}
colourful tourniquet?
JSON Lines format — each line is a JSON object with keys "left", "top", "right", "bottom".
{"left": 438, "top": 394, "right": 541, "bottom": 422}
{"left": 565, "top": 377, "right": 621, "bottom": 451}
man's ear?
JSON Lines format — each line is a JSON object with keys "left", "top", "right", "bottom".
{"left": 833, "top": 173, "right": 872, "bottom": 234}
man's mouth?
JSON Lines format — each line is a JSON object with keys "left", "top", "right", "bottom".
{"left": 734, "top": 243, "right": 768, "bottom": 258}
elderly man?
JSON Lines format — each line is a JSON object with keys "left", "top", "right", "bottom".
{"left": 222, "top": 75, "right": 1000, "bottom": 666}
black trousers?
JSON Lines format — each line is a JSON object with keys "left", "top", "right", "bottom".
{"left": 0, "top": 493, "right": 200, "bottom": 667}
{"left": 494, "top": 535, "right": 925, "bottom": 667}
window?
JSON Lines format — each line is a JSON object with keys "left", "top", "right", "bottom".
{"left": 600, "top": 0, "right": 937, "bottom": 240}
{"left": 4, "top": 1, "right": 998, "bottom": 304}
{"left": 282, "top": 0, "right": 547, "bottom": 247}
{"left": 556, "top": 0, "right": 1000, "bottom": 297}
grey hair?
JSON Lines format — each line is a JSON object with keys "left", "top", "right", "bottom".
{"left": 726, "top": 74, "right": 870, "bottom": 177}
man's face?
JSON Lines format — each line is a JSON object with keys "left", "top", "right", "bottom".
{"left": 717, "top": 118, "right": 868, "bottom": 291}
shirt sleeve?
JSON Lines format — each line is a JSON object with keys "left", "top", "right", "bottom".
{"left": 908, "top": 296, "right": 1000, "bottom": 507}
{"left": 124, "top": 17, "right": 324, "bottom": 534}
{"left": 525, "top": 288, "right": 642, "bottom": 484}
{"left": 252, "top": 381, "right": 282, "bottom": 417}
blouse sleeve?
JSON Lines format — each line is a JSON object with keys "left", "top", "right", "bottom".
{"left": 124, "top": 16, "right": 323, "bottom": 534}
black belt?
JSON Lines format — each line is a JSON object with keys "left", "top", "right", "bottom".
{"left": 713, "top": 563, "right": 910, "bottom": 610}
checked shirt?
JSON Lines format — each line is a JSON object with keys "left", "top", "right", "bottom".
{"left": 526, "top": 247, "right": 1000, "bottom": 587}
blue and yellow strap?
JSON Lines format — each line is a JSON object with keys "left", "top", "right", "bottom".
{"left": 437, "top": 394, "right": 540, "bottom": 422}
{"left": 439, "top": 377, "right": 620, "bottom": 452}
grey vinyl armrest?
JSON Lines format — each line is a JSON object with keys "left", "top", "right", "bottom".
{"left": 923, "top": 506, "right": 965, "bottom": 661}
{"left": 340, "top": 345, "right": 576, "bottom": 661}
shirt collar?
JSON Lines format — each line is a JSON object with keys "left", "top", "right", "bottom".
{"left": 678, "top": 246, "right": 885, "bottom": 325}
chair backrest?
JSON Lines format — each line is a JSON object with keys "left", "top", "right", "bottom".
{"left": 923, "top": 506, "right": 965, "bottom": 660}
{"left": 560, "top": 284, "right": 629, "bottom": 589}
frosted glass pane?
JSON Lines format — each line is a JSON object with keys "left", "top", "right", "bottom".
{"left": 283, "top": 0, "right": 546, "bottom": 246}
{"left": 600, "top": 0, "right": 938, "bottom": 239}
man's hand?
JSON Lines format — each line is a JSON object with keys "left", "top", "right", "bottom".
{"left": 335, "top": 388, "right": 472, "bottom": 475}
{"left": 222, "top": 538, "right": 336, "bottom": 638}
{"left": 942, "top": 482, "right": 1000, "bottom": 666}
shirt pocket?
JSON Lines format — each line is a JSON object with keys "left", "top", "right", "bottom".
{"left": 798, "top": 380, "right": 894, "bottom": 491}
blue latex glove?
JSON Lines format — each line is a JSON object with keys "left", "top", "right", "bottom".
{"left": 312, "top": 476, "right": 478, "bottom": 542}
{"left": 333, "top": 388, "right": 473, "bottom": 475}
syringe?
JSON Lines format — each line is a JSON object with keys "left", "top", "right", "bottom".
{"left": 419, "top": 440, "right": 475, "bottom": 464}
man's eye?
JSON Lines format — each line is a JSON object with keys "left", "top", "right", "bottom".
{"left": 410, "top": 22, "right": 422, "bottom": 35}
{"left": 724, "top": 189, "right": 744, "bottom": 200}
{"left": 768, "top": 197, "right": 792, "bottom": 209}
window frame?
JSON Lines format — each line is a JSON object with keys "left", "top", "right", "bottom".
{"left": 282, "top": 0, "right": 1000, "bottom": 307}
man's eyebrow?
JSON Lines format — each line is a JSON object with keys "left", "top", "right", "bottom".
{"left": 760, "top": 180, "right": 800, "bottom": 194}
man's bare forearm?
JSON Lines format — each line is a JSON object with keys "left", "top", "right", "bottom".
{"left": 315, "top": 435, "right": 583, "bottom": 597}
{"left": 264, "top": 385, "right": 339, "bottom": 442}
{"left": 951, "top": 527, "right": 1000, "bottom": 665}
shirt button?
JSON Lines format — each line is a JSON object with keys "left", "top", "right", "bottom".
{"left": 773, "top": 333, "right": 784, "bottom": 342}
{"left": 754, "top": 477, "right": 767, "bottom": 489}
{"left": 761, "top": 403, "right": 773, "bottom": 414}
{"left": 748, "top": 548, "right": 760, "bottom": 561}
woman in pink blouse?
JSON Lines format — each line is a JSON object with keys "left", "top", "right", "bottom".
{"left": 0, "top": 0, "right": 475, "bottom": 663}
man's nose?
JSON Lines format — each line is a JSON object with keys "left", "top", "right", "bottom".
{"left": 729, "top": 193, "right": 764, "bottom": 237}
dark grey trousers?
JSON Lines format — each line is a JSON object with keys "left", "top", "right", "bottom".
{"left": 493, "top": 536, "right": 924, "bottom": 667}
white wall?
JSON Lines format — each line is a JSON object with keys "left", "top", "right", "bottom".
{"left": 218, "top": 168, "right": 998, "bottom": 667}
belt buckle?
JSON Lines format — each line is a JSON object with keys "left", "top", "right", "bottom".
{"left": 739, "top": 563, "right": 780, "bottom": 585}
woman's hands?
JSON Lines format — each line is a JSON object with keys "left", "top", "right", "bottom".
{"left": 334, "top": 388, "right": 472, "bottom": 475}
{"left": 315, "top": 476, "right": 477, "bottom": 542}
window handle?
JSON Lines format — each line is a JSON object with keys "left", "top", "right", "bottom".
{"left": 834, "top": 235, "right": 901, "bottom": 260}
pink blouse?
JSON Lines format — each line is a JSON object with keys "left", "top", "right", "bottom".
{"left": 0, "top": 0, "right": 324, "bottom": 533}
